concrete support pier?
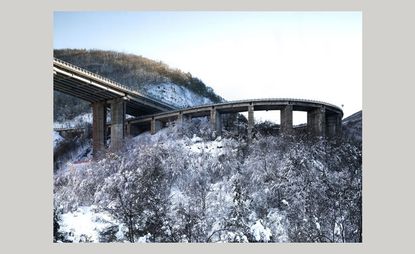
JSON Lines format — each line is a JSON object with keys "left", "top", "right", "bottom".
{"left": 177, "top": 112, "right": 190, "bottom": 124}
{"left": 177, "top": 112, "right": 183, "bottom": 124}
{"left": 247, "top": 104, "right": 254, "bottom": 140}
{"left": 326, "top": 114, "right": 342, "bottom": 137}
{"left": 308, "top": 107, "right": 326, "bottom": 136}
{"left": 280, "top": 105, "right": 293, "bottom": 135}
{"left": 92, "top": 101, "right": 107, "bottom": 157}
{"left": 151, "top": 118, "right": 162, "bottom": 134}
{"left": 126, "top": 123, "right": 131, "bottom": 137}
{"left": 210, "top": 108, "right": 222, "bottom": 136}
{"left": 110, "top": 98, "right": 126, "bottom": 151}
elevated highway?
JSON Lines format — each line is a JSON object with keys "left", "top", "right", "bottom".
{"left": 53, "top": 59, "right": 343, "bottom": 158}
{"left": 54, "top": 58, "right": 176, "bottom": 115}
{"left": 53, "top": 58, "right": 177, "bottom": 154}
{"left": 125, "top": 98, "right": 343, "bottom": 139}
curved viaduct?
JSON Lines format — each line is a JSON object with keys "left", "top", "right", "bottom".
{"left": 53, "top": 58, "right": 343, "bottom": 157}
{"left": 125, "top": 98, "right": 343, "bottom": 139}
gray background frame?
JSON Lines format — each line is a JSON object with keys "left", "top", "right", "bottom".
{"left": 1, "top": 0, "right": 414, "bottom": 253}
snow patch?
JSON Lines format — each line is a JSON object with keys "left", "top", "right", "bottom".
{"left": 250, "top": 220, "right": 272, "bottom": 242}
{"left": 137, "top": 233, "right": 152, "bottom": 243}
{"left": 266, "top": 209, "right": 289, "bottom": 242}
{"left": 188, "top": 137, "right": 225, "bottom": 156}
{"left": 54, "top": 113, "right": 93, "bottom": 129}
{"left": 53, "top": 131, "right": 63, "bottom": 149}
{"left": 59, "top": 206, "right": 119, "bottom": 242}
{"left": 145, "top": 82, "right": 212, "bottom": 108}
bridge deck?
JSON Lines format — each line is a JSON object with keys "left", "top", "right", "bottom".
{"left": 53, "top": 58, "right": 177, "bottom": 116}
{"left": 128, "top": 98, "right": 343, "bottom": 124}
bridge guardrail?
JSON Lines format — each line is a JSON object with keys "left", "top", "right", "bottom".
{"left": 166, "top": 98, "right": 342, "bottom": 113}
{"left": 54, "top": 58, "right": 177, "bottom": 110}
{"left": 221, "top": 98, "right": 342, "bottom": 111}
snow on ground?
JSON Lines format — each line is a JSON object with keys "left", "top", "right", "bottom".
{"left": 188, "top": 136, "right": 225, "bottom": 156}
{"left": 145, "top": 82, "right": 212, "bottom": 108}
{"left": 55, "top": 138, "right": 93, "bottom": 172}
{"left": 132, "top": 129, "right": 230, "bottom": 158}
{"left": 281, "top": 199, "right": 289, "bottom": 206}
{"left": 58, "top": 206, "right": 122, "bottom": 243}
{"left": 56, "top": 120, "right": 290, "bottom": 243}
{"left": 54, "top": 112, "right": 137, "bottom": 129}
{"left": 54, "top": 113, "right": 92, "bottom": 129}
{"left": 53, "top": 131, "right": 63, "bottom": 149}
{"left": 250, "top": 220, "right": 272, "bottom": 242}
{"left": 266, "top": 209, "right": 289, "bottom": 242}
{"left": 170, "top": 187, "right": 190, "bottom": 207}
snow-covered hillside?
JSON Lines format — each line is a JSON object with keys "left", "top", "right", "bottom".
{"left": 55, "top": 124, "right": 290, "bottom": 243}
{"left": 54, "top": 113, "right": 92, "bottom": 129}
{"left": 54, "top": 119, "right": 362, "bottom": 243}
{"left": 54, "top": 49, "right": 223, "bottom": 123}
{"left": 53, "top": 131, "right": 63, "bottom": 149}
{"left": 144, "top": 82, "right": 213, "bottom": 108}
{"left": 342, "top": 110, "right": 362, "bottom": 142}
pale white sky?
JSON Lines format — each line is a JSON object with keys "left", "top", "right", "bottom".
{"left": 55, "top": 12, "right": 362, "bottom": 123}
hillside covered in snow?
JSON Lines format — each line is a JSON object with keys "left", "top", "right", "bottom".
{"left": 54, "top": 49, "right": 224, "bottom": 122}
{"left": 342, "top": 110, "right": 362, "bottom": 142}
{"left": 54, "top": 118, "right": 362, "bottom": 243}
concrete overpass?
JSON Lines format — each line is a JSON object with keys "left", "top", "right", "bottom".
{"left": 125, "top": 98, "right": 343, "bottom": 139}
{"left": 53, "top": 58, "right": 343, "bottom": 158}
{"left": 53, "top": 58, "right": 177, "bottom": 155}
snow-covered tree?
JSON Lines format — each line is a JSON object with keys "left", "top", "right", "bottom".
{"left": 54, "top": 120, "right": 362, "bottom": 243}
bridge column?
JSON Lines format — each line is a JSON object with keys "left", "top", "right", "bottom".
{"left": 307, "top": 106, "right": 326, "bottom": 136}
{"left": 151, "top": 118, "right": 162, "bottom": 134}
{"left": 326, "top": 113, "right": 342, "bottom": 137}
{"left": 336, "top": 114, "right": 342, "bottom": 136}
{"left": 110, "top": 98, "right": 126, "bottom": 151}
{"left": 92, "top": 101, "right": 107, "bottom": 158}
{"left": 177, "top": 113, "right": 183, "bottom": 124}
{"left": 210, "top": 108, "right": 222, "bottom": 136}
{"left": 280, "top": 105, "right": 293, "bottom": 135}
{"left": 247, "top": 104, "right": 254, "bottom": 140}
{"left": 177, "top": 112, "right": 190, "bottom": 124}
{"left": 126, "top": 123, "right": 131, "bottom": 137}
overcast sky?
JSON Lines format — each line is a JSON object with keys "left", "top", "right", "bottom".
{"left": 54, "top": 12, "right": 361, "bottom": 122}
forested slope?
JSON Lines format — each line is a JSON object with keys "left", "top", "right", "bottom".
{"left": 54, "top": 119, "right": 362, "bottom": 243}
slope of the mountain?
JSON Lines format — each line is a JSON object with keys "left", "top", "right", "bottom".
{"left": 54, "top": 120, "right": 362, "bottom": 243}
{"left": 342, "top": 110, "right": 362, "bottom": 142}
{"left": 54, "top": 49, "right": 224, "bottom": 122}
